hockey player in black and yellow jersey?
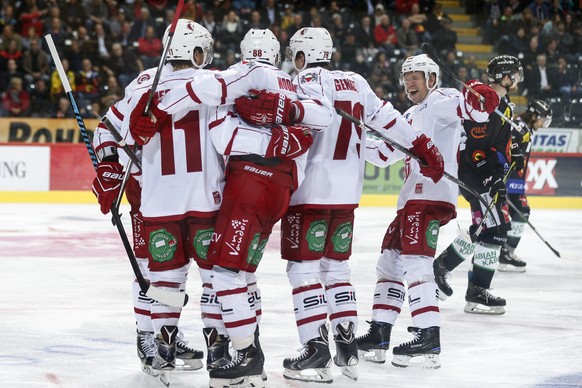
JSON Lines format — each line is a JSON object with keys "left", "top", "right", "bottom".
{"left": 433, "top": 55, "right": 524, "bottom": 315}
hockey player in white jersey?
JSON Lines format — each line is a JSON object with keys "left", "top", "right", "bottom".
{"left": 234, "top": 28, "right": 444, "bottom": 383}
{"left": 358, "top": 54, "right": 497, "bottom": 369}
{"left": 135, "top": 27, "right": 329, "bottom": 388}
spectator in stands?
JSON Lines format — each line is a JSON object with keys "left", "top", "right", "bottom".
{"left": 573, "top": 23, "right": 582, "bottom": 56}
{"left": 50, "top": 57, "right": 75, "bottom": 100}
{"left": 62, "top": 0, "right": 87, "bottom": 31}
{"left": 2, "top": 77, "right": 30, "bottom": 117}
{"left": 201, "top": 9, "right": 218, "bottom": 35}
{"left": 555, "top": 56, "right": 579, "bottom": 100}
{"left": 0, "top": 39, "right": 23, "bottom": 72}
{"left": 19, "top": 4, "right": 47, "bottom": 37}
{"left": 440, "top": 50, "right": 462, "bottom": 87}
{"left": 497, "top": 6, "right": 518, "bottom": 54}
{"left": 408, "top": 3, "right": 431, "bottom": 43}
{"left": 102, "top": 42, "right": 142, "bottom": 88}
{"left": 373, "top": 3, "right": 387, "bottom": 27}
{"left": 45, "top": 17, "right": 67, "bottom": 50}
{"left": 424, "top": 3, "right": 448, "bottom": 38}
{"left": 100, "top": 75, "right": 123, "bottom": 111}
{"left": 0, "top": 4, "right": 18, "bottom": 30}
{"left": 130, "top": 7, "right": 156, "bottom": 42}
{"left": 1, "top": 59, "right": 23, "bottom": 91}
{"left": 391, "top": 89, "right": 413, "bottom": 114}
{"left": 432, "top": 17, "right": 457, "bottom": 57}
{"left": 529, "top": 0, "right": 551, "bottom": 23}
{"left": 22, "top": 38, "right": 50, "bottom": 87}
{"left": 330, "top": 13, "right": 348, "bottom": 44}
{"left": 247, "top": 10, "right": 268, "bottom": 31}
{"left": 137, "top": 25, "right": 162, "bottom": 68}
{"left": 280, "top": 4, "right": 295, "bottom": 31}
{"left": 554, "top": 20, "right": 574, "bottom": 57}
{"left": 28, "top": 78, "right": 51, "bottom": 117}
{"left": 286, "top": 12, "right": 304, "bottom": 38}
{"left": 260, "top": 0, "right": 281, "bottom": 27}
{"left": 374, "top": 14, "right": 398, "bottom": 54}
{"left": 397, "top": 18, "right": 419, "bottom": 53}
{"left": 370, "top": 51, "right": 396, "bottom": 93}
{"left": 85, "top": 0, "right": 109, "bottom": 32}
{"left": 515, "top": 8, "right": 539, "bottom": 37}
{"left": 0, "top": 25, "right": 23, "bottom": 52}
{"left": 75, "top": 58, "right": 102, "bottom": 105}
{"left": 544, "top": 37, "right": 561, "bottom": 67}
{"left": 93, "top": 22, "right": 111, "bottom": 62}
{"left": 351, "top": 15, "right": 374, "bottom": 49}
{"left": 51, "top": 96, "right": 74, "bottom": 118}
{"left": 182, "top": 0, "right": 203, "bottom": 21}
{"left": 506, "top": 26, "right": 529, "bottom": 57}
{"left": 219, "top": 10, "right": 244, "bottom": 52}
{"left": 522, "top": 34, "right": 542, "bottom": 71}
{"left": 22, "top": 25, "right": 40, "bottom": 51}
{"left": 526, "top": 53, "right": 558, "bottom": 99}
{"left": 483, "top": 0, "right": 502, "bottom": 44}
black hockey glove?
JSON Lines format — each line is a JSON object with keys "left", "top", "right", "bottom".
{"left": 510, "top": 142, "right": 525, "bottom": 171}
{"left": 483, "top": 175, "right": 507, "bottom": 203}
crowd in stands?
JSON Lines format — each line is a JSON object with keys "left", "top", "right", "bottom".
{"left": 0, "top": 0, "right": 580, "bottom": 125}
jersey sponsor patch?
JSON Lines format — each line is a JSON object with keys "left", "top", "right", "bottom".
{"left": 425, "top": 220, "right": 440, "bottom": 249}
{"left": 332, "top": 222, "right": 353, "bottom": 253}
{"left": 193, "top": 228, "right": 213, "bottom": 260}
{"left": 149, "top": 228, "right": 177, "bottom": 262}
{"left": 306, "top": 220, "right": 328, "bottom": 252}
{"left": 470, "top": 124, "right": 488, "bottom": 139}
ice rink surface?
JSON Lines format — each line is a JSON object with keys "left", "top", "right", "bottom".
{"left": 1, "top": 203, "right": 581, "bottom": 388}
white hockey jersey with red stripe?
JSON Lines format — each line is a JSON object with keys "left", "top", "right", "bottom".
{"left": 368, "top": 87, "right": 489, "bottom": 210}
{"left": 289, "top": 67, "right": 419, "bottom": 206}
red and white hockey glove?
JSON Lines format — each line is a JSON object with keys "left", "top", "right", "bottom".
{"left": 92, "top": 161, "right": 124, "bottom": 214}
{"left": 235, "top": 89, "right": 302, "bottom": 126}
{"left": 129, "top": 91, "right": 168, "bottom": 145}
{"left": 463, "top": 80, "right": 499, "bottom": 114}
{"left": 266, "top": 125, "right": 313, "bottom": 159}
{"left": 410, "top": 134, "right": 444, "bottom": 183}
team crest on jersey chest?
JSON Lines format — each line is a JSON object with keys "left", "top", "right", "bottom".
{"left": 137, "top": 73, "right": 151, "bottom": 84}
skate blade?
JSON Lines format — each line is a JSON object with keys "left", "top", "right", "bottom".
{"left": 340, "top": 364, "right": 358, "bottom": 380}
{"left": 172, "top": 358, "right": 203, "bottom": 371}
{"left": 209, "top": 374, "right": 265, "bottom": 388}
{"left": 141, "top": 363, "right": 160, "bottom": 377}
{"left": 464, "top": 302, "right": 505, "bottom": 315}
{"left": 159, "top": 370, "right": 171, "bottom": 387}
{"left": 497, "top": 264, "right": 526, "bottom": 273}
{"left": 391, "top": 354, "right": 441, "bottom": 369}
{"left": 358, "top": 348, "right": 387, "bottom": 363}
{"left": 283, "top": 367, "right": 333, "bottom": 384}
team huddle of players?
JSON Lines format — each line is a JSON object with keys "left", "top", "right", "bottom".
{"left": 91, "top": 18, "right": 552, "bottom": 388}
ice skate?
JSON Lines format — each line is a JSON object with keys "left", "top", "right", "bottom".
{"left": 433, "top": 254, "right": 453, "bottom": 300}
{"left": 333, "top": 321, "right": 358, "bottom": 380}
{"left": 391, "top": 326, "right": 441, "bottom": 369}
{"left": 356, "top": 320, "right": 392, "bottom": 363}
{"left": 153, "top": 325, "right": 178, "bottom": 387}
{"left": 498, "top": 244, "right": 526, "bottom": 273}
{"left": 137, "top": 330, "right": 159, "bottom": 376}
{"left": 464, "top": 281, "right": 506, "bottom": 315}
{"left": 208, "top": 334, "right": 264, "bottom": 388}
{"left": 203, "top": 327, "right": 232, "bottom": 371}
{"left": 283, "top": 324, "right": 333, "bottom": 384}
{"left": 174, "top": 336, "right": 204, "bottom": 371}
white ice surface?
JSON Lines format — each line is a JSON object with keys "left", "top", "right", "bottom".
{"left": 1, "top": 203, "right": 581, "bottom": 388}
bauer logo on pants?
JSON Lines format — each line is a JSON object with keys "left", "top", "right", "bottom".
{"left": 149, "top": 228, "right": 177, "bottom": 262}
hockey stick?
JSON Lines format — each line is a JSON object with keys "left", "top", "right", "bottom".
{"left": 336, "top": 107, "right": 491, "bottom": 211}
{"left": 421, "top": 43, "right": 524, "bottom": 134}
{"left": 506, "top": 198, "right": 562, "bottom": 258}
{"left": 45, "top": 33, "right": 188, "bottom": 308}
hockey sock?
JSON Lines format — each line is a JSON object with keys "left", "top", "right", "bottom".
{"left": 471, "top": 242, "right": 501, "bottom": 288}
{"left": 150, "top": 265, "right": 188, "bottom": 335}
{"left": 198, "top": 268, "right": 226, "bottom": 336}
{"left": 370, "top": 279, "right": 404, "bottom": 325}
{"left": 246, "top": 272, "right": 262, "bottom": 325}
{"left": 441, "top": 233, "right": 476, "bottom": 271}
{"left": 507, "top": 221, "right": 526, "bottom": 251}
{"left": 212, "top": 266, "right": 256, "bottom": 350}
{"left": 408, "top": 281, "right": 440, "bottom": 328}
{"left": 321, "top": 258, "right": 357, "bottom": 336}
{"left": 133, "top": 279, "right": 154, "bottom": 332}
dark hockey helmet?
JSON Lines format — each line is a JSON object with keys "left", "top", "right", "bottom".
{"left": 486, "top": 55, "right": 524, "bottom": 85}
{"left": 527, "top": 99, "right": 553, "bottom": 128}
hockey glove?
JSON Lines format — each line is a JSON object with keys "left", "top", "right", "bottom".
{"left": 463, "top": 80, "right": 500, "bottom": 114}
{"left": 129, "top": 91, "right": 168, "bottom": 145}
{"left": 510, "top": 142, "right": 525, "bottom": 171}
{"left": 92, "top": 161, "right": 124, "bottom": 214}
{"left": 484, "top": 175, "right": 507, "bottom": 203}
{"left": 266, "top": 125, "right": 313, "bottom": 159}
{"left": 235, "top": 89, "right": 302, "bottom": 126}
{"left": 410, "top": 134, "right": 444, "bottom": 183}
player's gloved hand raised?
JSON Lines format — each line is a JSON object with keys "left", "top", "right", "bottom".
{"left": 410, "top": 134, "right": 444, "bottom": 183}
{"left": 92, "top": 161, "right": 124, "bottom": 214}
{"left": 463, "top": 80, "right": 500, "bottom": 114}
{"left": 266, "top": 125, "right": 313, "bottom": 159}
{"left": 483, "top": 174, "right": 507, "bottom": 203}
{"left": 510, "top": 142, "right": 525, "bottom": 171}
{"left": 235, "top": 89, "right": 303, "bottom": 126}
{"left": 129, "top": 91, "right": 168, "bottom": 145}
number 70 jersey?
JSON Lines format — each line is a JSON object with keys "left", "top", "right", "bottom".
{"left": 290, "top": 67, "right": 418, "bottom": 207}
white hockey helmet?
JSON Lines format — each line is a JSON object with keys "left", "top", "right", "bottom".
{"left": 240, "top": 28, "right": 281, "bottom": 67}
{"left": 399, "top": 54, "right": 440, "bottom": 94}
{"left": 288, "top": 27, "right": 333, "bottom": 71}
{"left": 163, "top": 19, "right": 214, "bottom": 68}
